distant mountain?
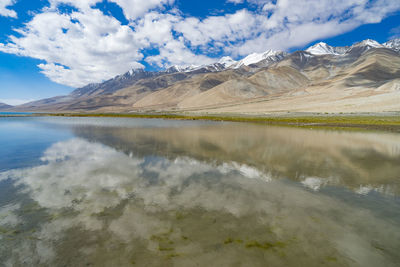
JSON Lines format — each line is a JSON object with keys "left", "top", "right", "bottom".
{"left": 218, "top": 56, "right": 237, "bottom": 68}
{"left": 345, "top": 39, "right": 386, "bottom": 56}
{"left": 165, "top": 50, "right": 286, "bottom": 71}
{"left": 306, "top": 42, "right": 348, "bottom": 55}
{"left": 229, "top": 50, "right": 287, "bottom": 68}
{"left": 11, "top": 38, "right": 400, "bottom": 114}
{"left": 0, "top": 102, "right": 12, "bottom": 110}
{"left": 306, "top": 39, "right": 389, "bottom": 56}
{"left": 352, "top": 39, "right": 384, "bottom": 49}
{"left": 384, "top": 38, "right": 400, "bottom": 51}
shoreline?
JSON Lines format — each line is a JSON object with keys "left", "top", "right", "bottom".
{"left": 1, "top": 112, "right": 400, "bottom": 132}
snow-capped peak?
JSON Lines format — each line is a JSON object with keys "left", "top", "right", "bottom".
{"left": 231, "top": 50, "right": 285, "bottom": 68}
{"left": 242, "top": 50, "right": 280, "bottom": 66}
{"left": 306, "top": 42, "right": 343, "bottom": 55}
{"left": 166, "top": 65, "right": 199, "bottom": 73}
{"left": 352, "top": 39, "right": 383, "bottom": 48}
{"left": 218, "top": 56, "right": 237, "bottom": 68}
{"left": 384, "top": 38, "right": 400, "bottom": 51}
{"left": 127, "top": 68, "right": 145, "bottom": 76}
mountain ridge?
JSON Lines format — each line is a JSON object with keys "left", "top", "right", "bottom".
{"left": 11, "top": 38, "right": 400, "bottom": 114}
{"left": 72, "top": 38, "right": 400, "bottom": 96}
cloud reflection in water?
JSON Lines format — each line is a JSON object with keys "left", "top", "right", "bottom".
{"left": 0, "top": 138, "right": 400, "bottom": 266}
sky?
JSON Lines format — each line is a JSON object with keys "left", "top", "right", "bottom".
{"left": 0, "top": 0, "right": 399, "bottom": 105}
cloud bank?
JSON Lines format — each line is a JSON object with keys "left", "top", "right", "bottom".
{"left": 0, "top": 0, "right": 399, "bottom": 87}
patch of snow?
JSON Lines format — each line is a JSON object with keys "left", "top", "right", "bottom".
{"left": 231, "top": 50, "right": 284, "bottom": 68}
{"left": 166, "top": 65, "right": 199, "bottom": 73}
{"left": 218, "top": 56, "right": 237, "bottom": 68}
{"left": 306, "top": 42, "right": 345, "bottom": 55}
{"left": 352, "top": 39, "right": 383, "bottom": 49}
{"left": 384, "top": 38, "right": 400, "bottom": 51}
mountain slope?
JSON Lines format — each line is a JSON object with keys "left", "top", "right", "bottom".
{"left": 230, "top": 50, "right": 287, "bottom": 68}
{"left": 194, "top": 48, "right": 400, "bottom": 113}
{"left": 11, "top": 39, "right": 400, "bottom": 114}
{"left": 384, "top": 38, "right": 400, "bottom": 51}
{"left": 306, "top": 42, "right": 347, "bottom": 55}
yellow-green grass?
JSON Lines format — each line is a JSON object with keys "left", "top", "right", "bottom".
{"left": 2, "top": 112, "right": 400, "bottom": 131}
{"left": 50, "top": 113, "right": 400, "bottom": 125}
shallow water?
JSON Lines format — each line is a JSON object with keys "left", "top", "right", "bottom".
{"left": 0, "top": 117, "right": 400, "bottom": 266}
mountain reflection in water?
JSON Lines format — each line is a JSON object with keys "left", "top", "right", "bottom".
{"left": 0, "top": 117, "right": 399, "bottom": 266}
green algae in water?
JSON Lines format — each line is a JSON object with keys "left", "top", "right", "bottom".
{"left": 165, "top": 253, "right": 181, "bottom": 259}
{"left": 0, "top": 226, "right": 21, "bottom": 236}
{"left": 245, "top": 240, "right": 287, "bottom": 250}
{"left": 224, "top": 237, "right": 234, "bottom": 244}
{"left": 326, "top": 256, "right": 338, "bottom": 262}
{"left": 158, "top": 246, "right": 174, "bottom": 252}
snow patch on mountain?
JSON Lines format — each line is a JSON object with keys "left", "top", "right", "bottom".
{"left": 306, "top": 42, "right": 345, "bottom": 55}
{"left": 231, "top": 50, "right": 284, "bottom": 68}
{"left": 223, "top": 50, "right": 285, "bottom": 69}
{"left": 352, "top": 39, "right": 383, "bottom": 49}
{"left": 166, "top": 65, "right": 199, "bottom": 73}
{"left": 218, "top": 56, "right": 237, "bottom": 68}
{"left": 384, "top": 38, "right": 400, "bottom": 51}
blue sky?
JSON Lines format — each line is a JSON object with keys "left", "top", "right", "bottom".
{"left": 0, "top": 0, "right": 399, "bottom": 105}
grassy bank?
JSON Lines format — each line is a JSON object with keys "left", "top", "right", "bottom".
{"left": 46, "top": 113, "right": 400, "bottom": 131}
{"left": 2, "top": 112, "right": 400, "bottom": 131}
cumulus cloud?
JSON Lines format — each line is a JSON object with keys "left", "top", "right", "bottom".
{"left": 0, "top": 0, "right": 17, "bottom": 18}
{"left": 1, "top": 8, "right": 146, "bottom": 87}
{"left": 110, "top": 0, "right": 174, "bottom": 20}
{"left": 0, "top": 0, "right": 399, "bottom": 87}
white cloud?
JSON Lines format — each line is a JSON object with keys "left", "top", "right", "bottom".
{"left": 180, "top": 0, "right": 400, "bottom": 56}
{"left": 1, "top": 8, "right": 145, "bottom": 87}
{"left": 227, "top": 0, "right": 244, "bottom": 4}
{"left": 0, "top": 0, "right": 399, "bottom": 88}
{"left": 175, "top": 9, "right": 263, "bottom": 48}
{"left": 110, "top": 0, "right": 174, "bottom": 20}
{"left": 47, "top": 0, "right": 100, "bottom": 10}
{"left": 0, "top": 98, "right": 35, "bottom": 105}
{"left": 0, "top": 0, "right": 17, "bottom": 18}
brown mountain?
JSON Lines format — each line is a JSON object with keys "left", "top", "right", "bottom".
{"left": 11, "top": 39, "right": 400, "bottom": 114}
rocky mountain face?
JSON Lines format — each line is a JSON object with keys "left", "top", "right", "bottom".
{"left": 384, "top": 39, "right": 400, "bottom": 51}
{"left": 14, "top": 38, "right": 400, "bottom": 113}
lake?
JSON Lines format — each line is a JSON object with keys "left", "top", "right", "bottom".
{"left": 0, "top": 116, "right": 400, "bottom": 266}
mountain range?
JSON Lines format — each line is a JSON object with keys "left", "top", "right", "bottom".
{"left": 8, "top": 38, "right": 400, "bottom": 114}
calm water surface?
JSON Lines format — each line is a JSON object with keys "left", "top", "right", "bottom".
{"left": 0, "top": 117, "right": 400, "bottom": 266}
